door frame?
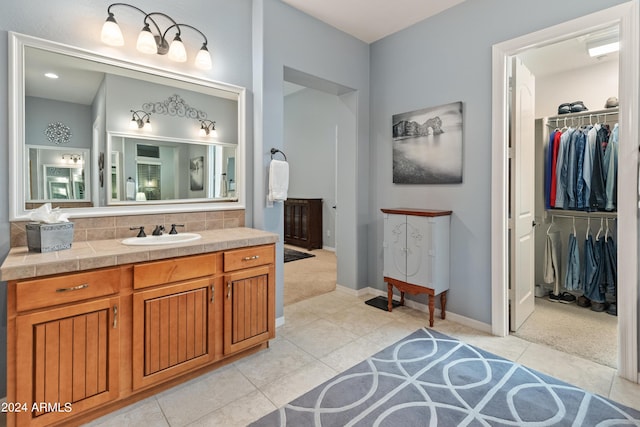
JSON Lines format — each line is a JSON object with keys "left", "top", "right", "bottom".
{"left": 491, "top": 1, "right": 639, "bottom": 382}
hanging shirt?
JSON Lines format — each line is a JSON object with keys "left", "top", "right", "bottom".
{"left": 582, "top": 125, "right": 598, "bottom": 208}
{"left": 604, "top": 123, "right": 618, "bottom": 211}
{"left": 589, "top": 125, "right": 609, "bottom": 211}
{"left": 545, "top": 130, "right": 557, "bottom": 209}
{"left": 574, "top": 129, "right": 587, "bottom": 209}
{"left": 549, "top": 130, "right": 562, "bottom": 207}
{"left": 554, "top": 128, "right": 575, "bottom": 208}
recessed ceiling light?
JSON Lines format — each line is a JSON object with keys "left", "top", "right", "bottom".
{"left": 44, "top": 72, "right": 59, "bottom": 79}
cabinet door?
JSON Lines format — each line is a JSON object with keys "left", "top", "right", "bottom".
{"left": 383, "top": 214, "right": 408, "bottom": 281}
{"left": 224, "top": 265, "right": 275, "bottom": 355}
{"left": 15, "top": 297, "right": 120, "bottom": 427}
{"left": 406, "top": 215, "right": 431, "bottom": 287}
{"left": 132, "top": 278, "right": 217, "bottom": 390}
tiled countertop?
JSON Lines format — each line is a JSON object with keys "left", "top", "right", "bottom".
{"left": 0, "top": 227, "right": 279, "bottom": 281}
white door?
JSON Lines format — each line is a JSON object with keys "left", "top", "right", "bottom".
{"left": 509, "top": 57, "right": 536, "bottom": 331}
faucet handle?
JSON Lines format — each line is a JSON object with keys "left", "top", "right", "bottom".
{"left": 130, "top": 226, "right": 146, "bottom": 238}
{"left": 169, "top": 224, "right": 185, "bottom": 234}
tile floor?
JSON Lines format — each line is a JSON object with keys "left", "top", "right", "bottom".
{"left": 77, "top": 289, "right": 640, "bottom": 426}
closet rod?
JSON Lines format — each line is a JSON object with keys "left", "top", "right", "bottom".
{"left": 545, "top": 110, "right": 618, "bottom": 128}
{"left": 550, "top": 213, "right": 617, "bottom": 221}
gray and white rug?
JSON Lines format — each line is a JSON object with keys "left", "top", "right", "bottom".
{"left": 251, "top": 328, "right": 640, "bottom": 426}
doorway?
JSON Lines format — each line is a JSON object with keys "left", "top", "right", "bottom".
{"left": 282, "top": 67, "right": 356, "bottom": 304}
{"left": 491, "top": 1, "right": 639, "bottom": 382}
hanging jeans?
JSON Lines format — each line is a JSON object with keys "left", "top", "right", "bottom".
{"left": 603, "top": 236, "right": 617, "bottom": 297}
{"left": 564, "top": 232, "right": 581, "bottom": 291}
{"left": 583, "top": 235, "right": 605, "bottom": 303}
{"left": 544, "top": 230, "right": 562, "bottom": 294}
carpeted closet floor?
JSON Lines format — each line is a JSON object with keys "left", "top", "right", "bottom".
{"left": 283, "top": 245, "right": 337, "bottom": 306}
{"left": 514, "top": 296, "right": 618, "bottom": 368}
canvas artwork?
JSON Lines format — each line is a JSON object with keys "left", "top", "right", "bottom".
{"left": 392, "top": 101, "right": 463, "bottom": 184}
{"left": 190, "top": 156, "right": 204, "bottom": 191}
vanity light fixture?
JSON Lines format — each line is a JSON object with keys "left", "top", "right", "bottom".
{"left": 130, "top": 110, "right": 152, "bottom": 131}
{"left": 199, "top": 120, "right": 218, "bottom": 137}
{"left": 62, "top": 154, "right": 82, "bottom": 163}
{"left": 101, "top": 3, "right": 212, "bottom": 70}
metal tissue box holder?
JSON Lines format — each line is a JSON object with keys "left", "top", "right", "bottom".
{"left": 25, "top": 222, "right": 75, "bottom": 253}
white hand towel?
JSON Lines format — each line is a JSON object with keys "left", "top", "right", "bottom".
{"left": 268, "top": 159, "right": 289, "bottom": 202}
{"left": 126, "top": 180, "right": 136, "bottom": 200}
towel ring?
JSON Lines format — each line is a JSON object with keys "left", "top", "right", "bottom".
{"left": 270, "top": 148, "right": 287, "bottom": 161}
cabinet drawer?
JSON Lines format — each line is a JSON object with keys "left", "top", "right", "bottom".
{"left": 134, "top": 253, "right": 217, "bottom": 289}
{"left": 15, "top": 267, "right": 121, "bottom": 312}
{"left": 224, "top": 245, "right": 274, "bottom": 272}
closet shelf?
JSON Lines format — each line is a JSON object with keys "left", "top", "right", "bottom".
{"left": 544, "top": 107, "right": 618, "bottom": 128}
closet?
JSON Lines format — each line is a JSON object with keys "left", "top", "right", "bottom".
{"left": 515, "top": 27, "right": 620, "bottom": 368}
{"left": 539, "top": 107, "right": 618, "bottom": 312}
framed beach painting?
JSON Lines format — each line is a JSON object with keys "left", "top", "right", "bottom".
{"left": 392, "top": 101, "right": 463, "bottom": 184}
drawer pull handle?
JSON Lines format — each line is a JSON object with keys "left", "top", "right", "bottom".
{"left": 243, "top": 255, "right": 260, "bottom": 261}
{"left": 56, "top": 283, "right": 89, "bottom": 293}
{"left": 211, "top": 284, "right": 215, "bottom": 303}
{"left": 113, "top": 305, "right": 118, "bottom": 329}
{"left": 227, "top": 281, "right": 231, "bottom": 299}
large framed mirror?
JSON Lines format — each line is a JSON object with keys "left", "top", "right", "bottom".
{"left": 9, "top": 32, "right": 245, "bottom": 220}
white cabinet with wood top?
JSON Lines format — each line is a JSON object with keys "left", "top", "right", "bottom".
{"left": 382, "top": 208, "right": 451, "bottom": 326}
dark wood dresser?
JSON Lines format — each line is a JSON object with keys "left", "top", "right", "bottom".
{"left": 284, "top": 198, "right": 323, "bottom": 250}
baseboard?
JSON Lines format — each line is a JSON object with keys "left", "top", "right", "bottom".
{"left": 276, "top": 316, "right": 285, "bottom": 328}
{"left": 322, "top": 245, "right": 335, "bottom": 252}
{"left": 363, "top": 286, "right": 492, "bottom": 334}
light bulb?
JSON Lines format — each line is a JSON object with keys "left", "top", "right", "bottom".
{"left": 167, "top": 35, "right": 187, "bottom": 62}
{"left": 195, "top": 45, "right": 212, "bottom": 70}
{"left": 210, "top": 128, "right": 218, "bottom": 138}
{"left": 143, "top": 120, "right": 152, "bottom": 132}
{"left": 130, "top": 118, "right": 139, "bottom": 129}
{"left": 101, "top": 15, "right": 124, "bottom": 46}
{"left": 136, "top": 24, "right": 158, "bottom": 54}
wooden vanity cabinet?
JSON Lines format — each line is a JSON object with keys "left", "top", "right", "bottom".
{"left": 7, "top": 244, "right": 275, "bottom": 426}
{"left": 10, "top": 268, "right": 122, "bottom": 427}
{"left": 223, "top": 245, "right": 275, "bottom": 354}
{"left": 132, "top": 253, "right": 221, "bottom": 390}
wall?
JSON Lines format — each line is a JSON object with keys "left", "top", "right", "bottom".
{"left": 253, "top": 0, "right": 370, "bottom": 320}
{"left": 535, "top": 60, "right": 619, "bottom": 117}
{"left": 284, "top": 87, "right": 337, "bottom": 249}
{"left": 0, "top": 0, "right": 254, "bottom": 399}
{"left": 368, "top": 0, "right": 631, "bottom": 326}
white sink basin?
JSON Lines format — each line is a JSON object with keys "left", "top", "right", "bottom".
{"left": 121, "top": 233, "right": 202, "bottom": 246}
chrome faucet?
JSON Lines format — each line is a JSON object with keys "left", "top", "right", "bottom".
{"left": 152, "top": 225, "right": 165, "bottom": 236}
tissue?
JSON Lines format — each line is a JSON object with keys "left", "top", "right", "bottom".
{"left": 28, "top": 203, "right": 70, "bottom": 224}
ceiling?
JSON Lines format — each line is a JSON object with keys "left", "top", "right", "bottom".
{"left": 281, "top": 0, "right": 466, "bottom": 43}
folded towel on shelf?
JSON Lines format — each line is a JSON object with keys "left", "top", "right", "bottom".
{"left": 268, "top": 159, "right": 289, "bottom": 202}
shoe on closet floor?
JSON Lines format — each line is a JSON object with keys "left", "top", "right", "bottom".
{"left": 606, "top": 303, "right": 617, "bottom": 316}
{"left": 549, "top": 292, "right": 576, "bottom": 304}
{"left": 577, "top": 295, "right": 591, "bottom": 307}
{"left": 590, "top": 301, "right": 609, "bottom": 312}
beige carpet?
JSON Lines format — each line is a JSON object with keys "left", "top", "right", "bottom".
{"left": 514, "top": 296, "right": 618, "bottom": 368}
{"left": 284, "top": 245, "right": 336, "bottom": 306}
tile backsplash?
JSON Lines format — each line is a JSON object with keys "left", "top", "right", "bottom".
{"left": 10, "top": 209, "right": 245, "bottom": 248}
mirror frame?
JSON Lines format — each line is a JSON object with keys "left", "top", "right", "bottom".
{"left": 8, "top": 32, "right": 246, "bottom": 220}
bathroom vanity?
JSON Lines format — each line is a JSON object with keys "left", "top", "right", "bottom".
{"left": 1, "top": 227, "right": 277, "bottom": 426}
